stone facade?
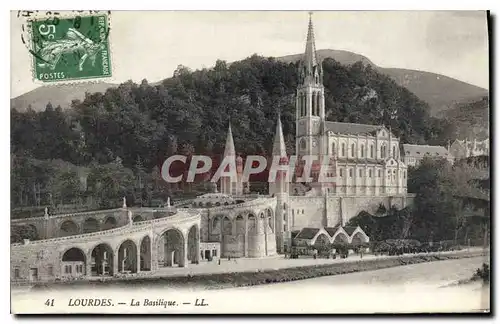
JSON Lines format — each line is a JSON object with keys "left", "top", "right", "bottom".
{"left": 287, "top": 195, "right": 412, "bottom": 232}
{"left": 191, "top": 195, "right": 278, "bottom": 258}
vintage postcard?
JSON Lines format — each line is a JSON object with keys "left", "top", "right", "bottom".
{"left": 10, "top": 10, "right": 490, "bottom": 314}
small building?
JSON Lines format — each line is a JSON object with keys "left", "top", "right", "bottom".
{"left": 402, "top": 144, "right": 454, "bottom": 167}
{"left": 293, "top": 226, "right": 369, "bottom": 247}
{"left": 449, "top": 138, "right": 489, "bottom": 160}
{"left": 199, "top": 242, "right": 221, "bottom": 261}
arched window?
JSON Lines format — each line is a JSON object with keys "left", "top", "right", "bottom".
{"left": 361, "top": 144, "right": 365, "bottom": 158}
{"left": 370, "top": 145, "right": 374, "bottom": 158}
{"left": 298, "top": 94, "right": 301, "bottom": 116}
{"left": 312, "top": 92, "right": 316, "bottom": 116}
{"left": 339, "top": 168, "right": 343, "bottom": 177}
{"left": 300, "top": 138, "right": 306, "bottom": 150}
{"left": 359, "top": 169, "right": 362, "bottom": 177}
{"left": 301, "top": 94, "right": 305, "bottom": 116}
{"left": 351, "top": 144, "right": 355, "bottom": 157}
{"left": 378, "top": 169, "right": 381, "bottom": 177}
{"left": 315, "top": 92, "right": 318, "bottom": 115}
{"left": 369, "top": 169, "right": 372, "bottom": 178}
{"left": 381, "top": 145, "right": 386, "bottom": 158}
{"left": 341, "top": 143, "right": 345, "bottom": 156}
{"left": 332, "top": 142, "right": 336, "bottom": 155}
{"left": 304, "top": 94, "right": 307, "bottom": 116}
{"left": 349, "top": 169, "right": 353, "bottom": 178}
{"left": 316, "top": 92, "right": 321, "bottom": 115}
{"left": 392, "top": 146, "right": 397, "bottom": 159}
{"left": 299, "top": 94, "right": 303, "bottom": 116}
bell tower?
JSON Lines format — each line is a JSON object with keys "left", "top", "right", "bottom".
{"left": 296, "top": 13, "right": 325, "bottom": 158}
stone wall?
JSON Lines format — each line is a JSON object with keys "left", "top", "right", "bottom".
{"left": 11, "top": 210, "right": 201, "bottom": 283}
{"left": 11, "top": 245, "right": 61, "bottom": 282}
{"left": 289, "top": 195, "right": 414, "bottom": 231}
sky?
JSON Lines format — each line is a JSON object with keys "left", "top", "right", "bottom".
{"left": 10, "top": 10, "right": 489, "bottom": 98}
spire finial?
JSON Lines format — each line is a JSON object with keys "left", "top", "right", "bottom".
{"left": 223, "top": 121, "right": 236, "bottom": 157}
{"left": 302, "top": 11, "right": 319, "bottom": 81}
{"left": 272, "top": 114, "right": 286, "bottom": 157}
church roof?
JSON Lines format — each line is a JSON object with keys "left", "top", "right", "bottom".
{"left": 403, "top": 144, "right": 451, "bottom": 158}
{"left": 272, "top": 114, "right": 287, "bottom": 157}
{"left": 325, "top": 121, "right": 382, "bottom": 135}
{"left": 295, "top": 227, "right": 320, "bottom": 239}
{"left": 223, "top": 123, "right": 236, "bottom": 157}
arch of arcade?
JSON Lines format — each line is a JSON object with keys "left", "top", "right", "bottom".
{"left": 11, "top": 210, "right": 201, "bottom": 282}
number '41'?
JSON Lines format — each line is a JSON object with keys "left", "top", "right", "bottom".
{"left": 45, "top": 299, "right": 54, "bottom": 306}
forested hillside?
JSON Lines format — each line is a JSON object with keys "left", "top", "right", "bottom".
{"left": 436, "top": 96, "right": 489, "bottom": 140}
{"left": 11, "top": 55, "right": 456, "bottom": 173}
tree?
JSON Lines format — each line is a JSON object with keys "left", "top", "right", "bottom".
{"left": 11, "top": 225, "right": 38, "bottom": 243}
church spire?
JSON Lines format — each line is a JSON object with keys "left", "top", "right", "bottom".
{"left": 304, "top": 12, "right": 318, "bottom": 73}
{"left": 223, "top": 122, "right": 236, "bottom": 157}
{"left": 272, "top": 113, "right": 287, "bottom": 157}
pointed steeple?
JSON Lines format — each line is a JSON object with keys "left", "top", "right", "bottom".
{"left": 223, "top": 122, "right": 236, "bottom": 157}
{"left": 272, "top": 113, "right": 287, "bottom": 157}
{"left": 304, "top": 12, "right": 318, "bottom": 73}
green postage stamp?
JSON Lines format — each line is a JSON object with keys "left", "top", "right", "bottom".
{"left": 30, "top": 14, "right": 111, "bottom": 82}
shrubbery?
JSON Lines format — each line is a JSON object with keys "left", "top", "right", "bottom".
{"left": 473, "top": 263, "right": 490, "bottom": 283}
{"left": 371, "top": 239, "right": 465, "bottom": 256}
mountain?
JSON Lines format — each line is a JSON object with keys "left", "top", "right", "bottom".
{"left": 277, "top": 49, "right": 488, "bottom": 116}
{"left": 10, "top": 82, "right": 118, "bottom": 112}
{"left": 436, "top": 95, "right": 489, "bottom": 139}
{"left": 11, "top": 49, "right": 488, "bottom": 116}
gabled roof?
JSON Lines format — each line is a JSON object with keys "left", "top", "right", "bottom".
{"left": 325, "top": 121, "right": 384, "bottom": 136}
{"left": 325, "top": 225, "right": 340, "bottom": 237}
{"left": 295, "top": 227, "right": 320, "bottom": 239}
{"left": 385, "top": 157, "right": 398, "bottom": 166}
{"left": 343, "top": 226, "right": 357, "bottom": 236}
{"left": 403, "top": 144, "right": 451, "bottom": 158}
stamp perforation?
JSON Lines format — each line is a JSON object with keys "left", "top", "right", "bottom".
{"left": 17, "top": 10, "right": 114, "bottom": 87}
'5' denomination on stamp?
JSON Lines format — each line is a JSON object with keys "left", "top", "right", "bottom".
{"left": 30, "top": 14, "right": 112, "bottom": 82}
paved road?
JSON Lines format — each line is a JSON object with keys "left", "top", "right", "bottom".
{"left": 129, "top": 247, "right": 487, "bottom": 278}
{"left": 11, "top": 254, "right": 490, "bottom": 314}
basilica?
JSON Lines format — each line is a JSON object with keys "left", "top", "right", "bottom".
{"left": 215, "top": 15, "right": 411, "bottom": 252}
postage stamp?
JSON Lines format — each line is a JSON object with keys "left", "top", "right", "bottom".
{"left": 29, "top": 14, "right": 111, "bottom": 82}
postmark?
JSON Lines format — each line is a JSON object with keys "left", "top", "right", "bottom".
{"left": 27, "top": 13, "right": 112, "bottom": 82}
